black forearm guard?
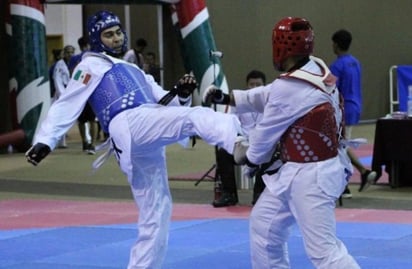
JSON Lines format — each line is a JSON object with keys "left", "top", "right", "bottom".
{"left": 211, "top": 89, "right": 230, "bottom": 104}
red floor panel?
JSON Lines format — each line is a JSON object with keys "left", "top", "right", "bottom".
{"left": 1, "top": 199, "right": 411, "bottom": 230}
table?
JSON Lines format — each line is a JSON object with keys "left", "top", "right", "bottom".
{"left": 371, "top": 118, "right": 412, "bottom": 187}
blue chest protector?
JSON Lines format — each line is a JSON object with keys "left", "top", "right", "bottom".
{"left": 89, "top": 63, "right": 155, "bottom": 132}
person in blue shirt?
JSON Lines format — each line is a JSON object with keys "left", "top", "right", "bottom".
{"left": 212, "top": 69, "right": 267, "bottom": 207}
{"left": 330, "top": 29, "right": 377, "bottom": 196}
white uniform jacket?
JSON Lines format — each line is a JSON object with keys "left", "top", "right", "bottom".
{"left": 232, "top": 57, "right": 352, "bottom": 198}
{"left": 34, "top": 52, "right": 182, "bottom": 150}
{"left": 229, "top": 106, "right": 262, "bottom": 138}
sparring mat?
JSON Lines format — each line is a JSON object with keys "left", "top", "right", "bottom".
{"left": 1, "top": 200, "right": 412, "bottom": 269}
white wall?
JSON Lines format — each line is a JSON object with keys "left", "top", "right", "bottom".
{"left": 44, "top": 4, "right": 83, "bottom": 51}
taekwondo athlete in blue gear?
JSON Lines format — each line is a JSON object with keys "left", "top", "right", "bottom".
{"left": 25, "top": 10, "right": 242, "bottom": 269}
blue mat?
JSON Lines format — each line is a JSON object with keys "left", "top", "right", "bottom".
{"left": 1, "top": 219, "right": 412, "bottom": 268}
{"left": 360, "top": 156, "right": 372, "bottom": 167}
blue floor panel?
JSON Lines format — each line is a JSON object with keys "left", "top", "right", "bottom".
{"left": 1, "top": 219, "right": 412, "bottom": 268}
{"left": 359, "top": 156, "right": 372, "bottom": 166}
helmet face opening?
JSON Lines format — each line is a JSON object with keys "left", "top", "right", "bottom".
{"left": 87, "top": 10, "right": 128, "bottom": 56}
{"left": 272, "top": 17, "right": 314, "bottom": 70}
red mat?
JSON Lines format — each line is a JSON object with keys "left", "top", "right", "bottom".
{"left": 1, "top": 199, "right": 410, "bottom": 230}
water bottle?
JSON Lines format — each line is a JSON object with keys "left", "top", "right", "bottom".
{"left": 408, "top": 85, "right": 412, "bottom": 118}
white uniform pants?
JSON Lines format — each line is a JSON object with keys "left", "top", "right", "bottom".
{"left": 109, "top": 104, "right": 241, "bottom": 269}
{"left": 250, "top": 167, "right": 361, "bottom": 269}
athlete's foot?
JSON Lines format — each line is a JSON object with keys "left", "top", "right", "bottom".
{"left": 359, "top": 170, "right": 377, "bottom": 192}
{"left": 212, "top": 192, "right": 238, "bottom": 208}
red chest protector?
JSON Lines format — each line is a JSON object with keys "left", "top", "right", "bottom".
{"left": 280, "top": 102, "right": 338, "bottom": 162}
{"left": 279, "top": 56, "right": 342, "bottom": 163}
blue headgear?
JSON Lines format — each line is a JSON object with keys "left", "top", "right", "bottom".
{"left": 87, "top": 10, "right": 128, "bottom": 55}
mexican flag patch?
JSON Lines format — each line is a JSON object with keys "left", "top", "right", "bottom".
{"left": 73, "top": 70, "right": 91, "bottom": 84}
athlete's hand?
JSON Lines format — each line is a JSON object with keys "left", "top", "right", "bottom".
{"left": 233, "top": 136, "right": 249, "bottom": 165}
{"left": 242, "top": 164, "right": 258, "bottom": 178}
{"left": 202, "top": 85, "right": 230, "bottom": 106}
{"left": 25, "top": 143, "right": 51, "bottom": 166}
{"left": 174, "top": 74, "right": 197, "bottom": 99}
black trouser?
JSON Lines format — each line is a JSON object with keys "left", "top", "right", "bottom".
{"left": 216, "top": 147, "right": 237, "bottom": 193}
{"left": 216, "top": 148, "right": 266, "bottom": 198}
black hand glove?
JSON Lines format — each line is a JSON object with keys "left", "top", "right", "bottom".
{"left": 25, "top": 143, "right": 51, "bottom": 166}
{"left": 174, "top": 74, "right": 198, "bottom": 99}
{"left": 202, "top": 85, "right": 230, "bottom": 105}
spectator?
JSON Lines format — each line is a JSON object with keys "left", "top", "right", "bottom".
{"left": 330, "top": 29, "right": 377, "bottom": 197}
{"left": 48, "top": 48, "right": 62, "bottom": 98}
{"left": 123, "top": 37, "right": 147, "bottom": 69}
{"left": 212, "top": 69, "right": 267, "bottom": 207}
{"left": 52, "top": 44, "right": 75, "bottom": 148}
{"left": 69, "top": 36, "right": 98, "bottom": 155}
{"left": 144, "top": 51, "right": 161, "bottom": 84}
{"left": 53, "top": 45, "right": 75, "bottom": 100}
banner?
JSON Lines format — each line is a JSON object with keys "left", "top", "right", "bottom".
{"left": 8, "top": 0, "right": 50, "bottom": 146}
{"left": 173, "top": 0, "right": 229, "bottom": 111}
{"left": 396, "top": 65, "right": 412, "bottom": 112}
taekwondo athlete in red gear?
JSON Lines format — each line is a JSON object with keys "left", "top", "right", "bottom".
{"left": 203, "top": 17, "right": 360, "bottom": 269}
{"left": 25, "top": 10, "right": 242, "bottom": 269}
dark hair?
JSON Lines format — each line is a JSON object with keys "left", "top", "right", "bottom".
{"left": 77, "top": 36, "right": 89, "bottom": 48}
{"left": 246, "top": 70, "right": 266, "bottom": 84}
{"left": 136, "top": 38, "right": 147, "bottom": 48}
{"left": 146, "top": 51, "right": 156, "bottom": 58}
{"left": 332, "top": 29, "right": 352, "bottom": 51}
{"left": 52, "top": 49, "right": 62, "bottom": 61}
{"left": 63, "top": 45, "right": 75, "bottom": 52}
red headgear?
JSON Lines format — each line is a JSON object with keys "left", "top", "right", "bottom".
{"left": 272, "top": 17, "right": 314, "bottom": 70}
